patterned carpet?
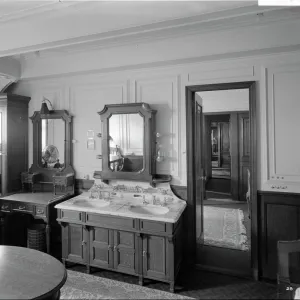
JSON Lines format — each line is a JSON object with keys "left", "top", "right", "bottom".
{"left": 64, "top": 265, "right": 277, "bottom": 299}
{"left": 203, "top": 206, "right": 249, "bottom": 251}
{"left": 61, "top": 270, "right": 193, "bottom": 299}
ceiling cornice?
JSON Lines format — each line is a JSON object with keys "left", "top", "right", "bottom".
{"left": 19, "top": 43, "right": 300, "bottom": 82}
{"left": 0, "top": 1, "right": 78, "bottom": 24}
{"left": 4, "top": 5, "right": 299, "bottom": 60}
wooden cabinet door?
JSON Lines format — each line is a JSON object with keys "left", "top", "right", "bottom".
{"left": 142, "top": 235, "right": 167, "bottom": 280}
{"left": 62, "top": 223, "right": 87, "bottom": 263}
{"left": 260, "top": 199, "right": 300, "bottom": 280}
{"left": 113, "top": 230, "right": 137, "bottom": 275}
{"left": 238, "top": 112, "right": 250, "bottom": 201}
{"left": 89, "top": 227, "right": 113, "bottom": 269}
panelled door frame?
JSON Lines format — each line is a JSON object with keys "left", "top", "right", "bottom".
{"left": 186, "top": 81, "right": 258, "bottom": 280}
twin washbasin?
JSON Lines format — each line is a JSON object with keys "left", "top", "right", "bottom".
{"left": 72, "top": 198, "right": 110, "bottom": 208}
{"left": 71, "top": 198, "right": 170, "bottom": 215}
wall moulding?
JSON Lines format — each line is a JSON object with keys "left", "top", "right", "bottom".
{"left": 134, "top": 76, "right": 180, "bottom": 181}
{"left": 188, "top": 66, "right": 255, "bottom": 84}
{"left": 266, "top": 62, "right": 300, "bottom": 184}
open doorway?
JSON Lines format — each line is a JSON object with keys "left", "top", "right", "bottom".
{"left": 198, "top": 89, "right": 251, "bottom": 277}
{"left": 185, "top": 82, "right": 257, "bottom": 279}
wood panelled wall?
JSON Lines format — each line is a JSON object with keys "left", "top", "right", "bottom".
{"left": 258, "top": 191, "right": 300, "bottom": 281}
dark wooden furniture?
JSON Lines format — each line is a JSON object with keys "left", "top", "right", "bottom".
{"left": 0, "top": 192, "right": 71, "bottom": 255}
{"left": 0, "top": 245, "right": 67, "bottom": 300}
{"left": 21, "top": 171, "right": 41, "bottom": 192}
{"left": 277, "top": 240, "right": 300, "bottom": 299}
{"left": 57, "top": 209, "right": 184, "bottom": 293}
{"left": 22, "top": 109, "right": 75, "bottom": 194}
{"left": 53, "top": 173, "right": 75, "bottom": 195}
{"left": 94, "top": 103, "right": 171, "bottom": 187}
{"left": 258, "top": 191, "right": 300, "bottom": 281}
{"left": 0, "top": 93, "right": 31, "bottom": 196}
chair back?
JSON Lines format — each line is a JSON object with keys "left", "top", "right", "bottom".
{"left": 277, "top": 240, "right": 300, "bottom": 299}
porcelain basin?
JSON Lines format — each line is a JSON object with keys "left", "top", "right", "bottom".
{"left": 129, "top": 205, "right": 169, "bottom": 215}
{"left": 72, "top": 198, "right": 110, "bottom": 208}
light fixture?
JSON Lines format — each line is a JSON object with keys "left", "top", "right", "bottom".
{"left": 40, "top": 97, "right": 53, "bottom": 115}
{"left": 156, "top": 145, "right": 164, "bottom": 162}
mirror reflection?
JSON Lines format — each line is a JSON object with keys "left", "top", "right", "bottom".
{"left": 108, "top": 113, "right": 144, "bottom": 172}
{"left": 41, "top": 119, "right": 65, "bottom": 169}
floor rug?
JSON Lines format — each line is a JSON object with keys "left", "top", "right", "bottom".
{"left": 60, "top": 270, "right": 194, "bottom": 299}
{"left": 202, "top": 206, "right": 249, "bottom": 251}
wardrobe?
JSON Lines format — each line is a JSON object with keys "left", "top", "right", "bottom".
{"left": 0, "top": 93, "right": 31, "bottom": 195}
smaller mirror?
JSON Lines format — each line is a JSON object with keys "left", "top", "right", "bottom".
{"left": 41, "top": 119, "right": 65, "bottom": 169}
{"left": 26, "top": 109, "right": 75, "bottom": 194}
{"left": 108, "top": 113, "right": 144, "bottom": 172}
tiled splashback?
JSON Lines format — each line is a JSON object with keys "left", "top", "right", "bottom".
{"left": 88, "top": 180, "right": 175, "bottom": 203}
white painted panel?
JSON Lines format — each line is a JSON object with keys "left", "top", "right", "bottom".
{"left": 135, "top": 76, "right": 179, "bottom": 180}
{"left": 198, "top": 89, "right": 249, "bottom": 113}
{"left": 70, "top": 82, "right": 126, "bottom": 179}
{"left": 189, "top": 67, "right": 254, "bottom": 83}
{"left": 13, "top": 47, "right": 300, "bottom": 191}
{"left": 267, "top": 64, "right": 300, "bottom": 182}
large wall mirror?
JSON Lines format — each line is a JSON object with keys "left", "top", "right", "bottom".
{"left": 28, "top": 109, "right": 75, "bottom": 192}
{"left": 108, "top": 113, "right": 144, "bottom": 172}
{"left": 95, "top": 103, "right": 157, "bottom": 185}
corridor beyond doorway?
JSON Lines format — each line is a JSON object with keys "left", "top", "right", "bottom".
{"left": 196, "top": 88, "right": 251, "bottom": 277}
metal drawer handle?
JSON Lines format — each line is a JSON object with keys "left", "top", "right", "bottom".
{"left": 142, "top": 250, "right": 147, "bottom": 257}
{"left": 113, "top": 245, "right": 117, "bottom": 251}
{"left": 18, "top": 206, "right": 25, "bottom": 210}
{"left": 37, "top": 209, "right": 44, "bottom": 214}
{"left": 82, "top": 240, "right": 87, "bottom": 246}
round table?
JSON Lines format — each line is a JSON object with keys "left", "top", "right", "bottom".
{"left": 0, "top": 246, "right": 67, "bottom": 299}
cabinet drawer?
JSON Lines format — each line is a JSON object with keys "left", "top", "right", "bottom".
{"left": 61, "top": 210, "right": 83, "bottom": 222}
{"left": 35, "top": 205, "right": 46, "bottom": 217}
{"left": 140, "top": 220, "right": 167, "bottom": 234}
{"left": 86, "top": 214, "right": 136, "bottom": 230}
{"left": 0, "top": 201, "right": 11, "bottom": 212}
{"left": 12, "top": 203, "right": 34, "bottom": 213}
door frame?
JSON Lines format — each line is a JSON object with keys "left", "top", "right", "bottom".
{"left": 185, "top": 81, "right": 258, "bottom": 280}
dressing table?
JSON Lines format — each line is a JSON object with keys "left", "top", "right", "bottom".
{"left": 0, "top": 106, "right": 75, "bottom": 256}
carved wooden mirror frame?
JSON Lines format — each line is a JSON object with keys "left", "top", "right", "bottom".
{"left": 29, "top": 110, "right": 75, "bottom": 184}
{"left": 95, "top": 103, "right": 157, "bottom": 185}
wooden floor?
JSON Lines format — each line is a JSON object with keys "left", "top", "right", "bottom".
{"left": 206, "top": 178, "right": 231, "bottom": 195}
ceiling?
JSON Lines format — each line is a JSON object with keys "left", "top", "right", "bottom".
{"left": 0, "top": 1, "right": 257, "bottom": 23}
{"left": 0, "top": 1, "right": 260, "bottom": 57}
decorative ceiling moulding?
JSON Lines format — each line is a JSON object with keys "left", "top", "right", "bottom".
{"left": 0, "top": 1, "right": 78, "bottom": 24}
{"left": 0, "top": 75, "right": 17, "bottom": 93}
{"left": 19, "top": 43, "right": 300, "bottom": 82}
{"left": 0, "top": 6, "right": 294, "bottom": 59}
